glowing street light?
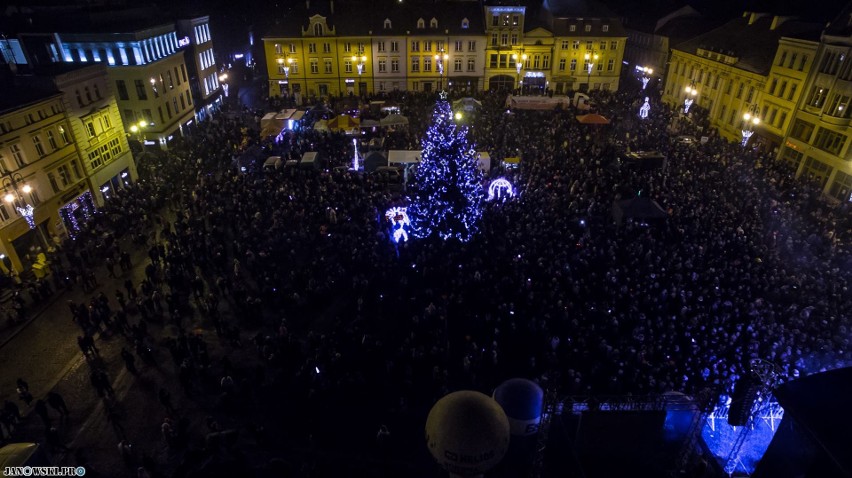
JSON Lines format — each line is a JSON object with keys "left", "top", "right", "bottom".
{"left": 2, "top": 172, "right": 36, "bottom": 229}
{"left": 512, "top": 53, "right": 527, "bottom": 91}
{"left": 683, "top": 81, "right": 698, "bottom": 114}
{"left": 741, "top": 103, "right": 761, "bottom": 147}
{"left": 637, "top": 66, "right": 653, "bottom": 89}
{"left": 435, "top": 50, "right": 449, "bottom": 90}
{"left": 585, "top": 50, "right": 599, "bottom": 90}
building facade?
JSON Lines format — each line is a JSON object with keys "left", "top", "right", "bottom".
{"left": 177, "top": 15, "right": 223, "bottom": 122}
{"left": 781, "top": 7, "right": 852, "bottom": 202}
{"left": 263, "top": 0, "right": 625, "bottom": 99}
{"left": 49, "top": 64, "right": 137, "bottom": 207}
{"left": 0, "top": 84, "right": 79, "bottom": 274}
{"left": 664, "top": 13, "right": 821, "bottom": 146}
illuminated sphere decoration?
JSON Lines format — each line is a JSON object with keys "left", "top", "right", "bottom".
{"left": 425, "top": 390, "right": 510, "bottom": 477}
{"left": 487, "top": 178, "right": 515, "bottom": 201}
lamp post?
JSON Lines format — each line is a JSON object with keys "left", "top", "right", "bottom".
{"left": 683, "top": 81, "right": 698, "bottom": 114}
{"left": 435, "top": 50, "right": 449, "bottom": 91}
{"left": 584, "top": 50, "right": 599, "bottom": 91}
{"left": 218, "top": 72, "right": 229, "bottom": 97}
{"left": 2, "top": 173, "right": 36, "bottom": 230}
{"left": 637, "top": 66, "right": 653, "bottom": 90}
{"left": 277, "top": 57, "right": 293, "bottom": 96}
{"left": 512, "top": 53, "right": 527, "bottom": 93}
{"left": 352, "top": 54, "right": 367, "bottom": 96}
{"left": 741, "top": 103, "right": 760, "bottom": 147}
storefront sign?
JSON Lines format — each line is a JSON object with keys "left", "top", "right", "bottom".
{"left": 178, "top": 36, "right": 191, "bottom": 47}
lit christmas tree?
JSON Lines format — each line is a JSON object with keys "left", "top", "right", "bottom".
{"left": 408, "top": 95, "right": 484, "bottom": 242}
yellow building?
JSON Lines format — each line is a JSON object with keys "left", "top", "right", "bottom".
{"left": 782, "top": 6, "right": 852, "bottom": 202}
{"left": 664, "top": 13, "right": 822, "bottom": 145}
{"left": 0, "top": 79, "right": 81, "bottom": 274}
{"left": 264, "top": 0, "right": 486, "bottom": 99}
{"left": 49, "top": 64, "right": 138, "bottom": 206}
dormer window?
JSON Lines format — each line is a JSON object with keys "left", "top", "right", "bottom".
{"left": 569, "top": 25, "right": 576, "bottom": 32}
{"left": 585, "top": 24, "right": 591, "bottom": 32}
{"left": 417, "top": 18, "right": 425, "bottom": 29}
{"left": 602, "top": 24, "right": 609, "bottom": 32}
{"left": 430, "top": 17, "right": 438, "bottom": 28}
{"left": 314, "top": 24, "right": 323, "bottom": 36}
{"left": 461, "top": 18, "right": 469, "bottom": 29}
{"left": 384, "top": 18, "right": 392, "bottom": 29}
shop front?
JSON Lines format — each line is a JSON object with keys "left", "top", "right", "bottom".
{"left": 59, "top": 190, "right": 96, "bottom": 239}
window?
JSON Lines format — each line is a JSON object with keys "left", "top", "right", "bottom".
{"left": 180, "top": 95, "right": 185, "bottom": 111}
{"left": 32, "top": 136, "right": 45, "bottom": 157}
{"left": 600, "top": 41, "right": 606, "bottom": 50}
{"left": 166, "top": 101, "right": 172, "bottom": 119}
{"left": 828, "top": 170, "right": 852, "bottom": 201}
{"left": 454, "top": 58, "right": 462, "bottom": 72}
{"left": 490, "top": 54, "right": 498, "bottom": 68}
{"left": 325, "top": 59, "right": 333, "bottom": 73}
{"left": 174, "top": 67, "right": 180, "bottom": 85}
{"left": 819, "top": 50, "right": 842, "bottom": 75}
{"left": 75, "top": 90, "right": 83, "bottom": 107}
{"left": 468, "top": 41, "right": 476, "bottom": 52}
{"left": 391, "top": 59, "right": 399, "bottom": 72}
{"left": 788, "top": 53, "right": 797, "bottom": 69}
{"left": 561, "top": 40, "right": 569, "bottom": 50}
{"left": 778, "top": 50, "right": 787, "bottom": 66}
{"left": 462, "top": 18, "right": 469, "bottom": 29}
{"left": 430, "top": 18, "right": 438, "bottom": 28}
{"left": 58, "top": 165, "right": 71, "bottom": 186}
{"left": 116, "top": 80, "right": 129, "bottom": 100}
{"left": 543, "top": 55, "right": 550, "bottom": 69}
{"left": 607, "top": 59, "right": 614, "bottom": 71}
{"left": 11, "top": 144, "right": 25, "bottom": 168}
{"left": 573, "top": 41, "right": 580, "bottom": 50}
{"left": 807, "top": 86, "right": 829, "bottom": 108}
{"left": 47, "top": 131, "right": 57, "bottom": 150}
{"left": 570, "top": 59, "right": 577, "bottom": 71}
{"left": 585, "top": 24, "right": 591, "bottom": 32}
{"left": 314, "top": 24, "right": 323, "bottom": 36}
{"left": 102, "top": 114, "right": 111, "bottom": 129}
{"left": 344, "top": 59, "right": 353, "bottom": 73}
{"left": 719, "top": 105, "right": 726, "bottom": 121}
{"left": 86, "top": 121, "right": 96, "bottom": 138}
{"left": 827, "top": 94, "right": 852, "bottom": 118}
{"left": 501, "top": 33, "right": 508, "bottom": 45}
{"left": 48, "top": 172, "right": 59, "bottom": 193}
{"left": 378, "top": 59, "right": 387, "bottom": 72}
{"left": 736, "top": 82, "right": 744, "bottom": 99}
{"left": 378, "top": 42, "right": 386, "bottom": 53}
{"left": 0, "top": 204, "right": 8, "bottom": 221}
{"left": 290, "top": 61, "right": 298, "bottom": 74}
{"left": 512, "top": 15, "right": 519, "bottom": 26}
{"left": 798, "top": 55, "right": 807, "bottom": 71}
{"left": 166, "top": 71, "right": 174, "bottom": 89}
{"left": 802, "top": 156, "right": 832, "bottom": 185}
{"left": 569, "top": 25, "right": 576, "bottom": 32}
{"left": 491, "top": 34, "right": 498, "bottom": 46}
{"left": 309, "top": 43, "right": 317, "bottom": 53}
{"left": 492, "top": 15, "right": 499, "bottom": 27}
{"left": 391, "top": 41, "right": 399, "bottom": 52}
{"left": 58, "top": 126, "right": 69, "bottom": 144}
{"left": 323, "top": 43, "right": 331, "bottom": 53}
{"left": 467, "top": 58, "right": 475, "bottom": 72}
{"left": 181, "top": 64, "right": 187, "bottom": 82}
{"left": 186, "top": 91, "right": 192, "bottom": 106}
{"left": 424, "top": 41, "right": 432, "bottom": 52}
{"left": 310, "top": 59, "right": 319, "bottom": 74}
{"left": 597, "top": 62, "right": 603, "bottom": 71}
{"left": 417, "top": 18, "right": 425, "bottom": 29}
{"left": 790, "top": 119, "right": 815, "bottom": 141}
{"left": 384, "top": 18, "right": 392, "bottom": 29}
{"left": 602, "top": 25, "right": 609, "bottom": 32}
{"left": 344, "top": 43, "right": 352, "bottom": 53}
{"left": 511, "top": 34, "right": 518, "bottom": 45}
{"left": 769, "top": 78, "right": 778, "bottom": 95}
{"left": 586, "top": 41, "right": 593, "bottom": 50}
{"left": 455, "top": 41, "right": 463, "bottom": 52}
{"left": 559, "top": 58, "right": 566, "bottom": 71}
{"left": 411, "top": 41, "right": 420, "bottom": 52}
{"left": 787, "top": 83, "right": 797, "bottom": 101}
{"left": 424, "top": 57, "right": 432, "bottom": 72}
{"left": 158, "top": 107, "right": 164, "bottom": 124}
{"left": 747, "top": 86, "right": 755, "bottom": 103}
{"left": 610, "top": 41, "right": 617, "bottom": 50}
{"left": 275, "top": 43, "right": 282, "bottom": 54}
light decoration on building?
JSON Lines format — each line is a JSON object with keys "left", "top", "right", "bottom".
{"left": 352, "top": 138, "right": 360, "bottom": 171}
{"left": 741, "top": 129, "right": 755, "bottom": 147}
{"left": 385, "top": 207, "right": 411, "bottom": 243}
{"left": 407, "top": 96, "right": 484, "bottom": 242}
{"left": 16, "top": 204, "right": 35, "bottom": 229}
{"left": 636, "top": 66, "right": 653, "bottom": 90}
{"left": 684, "top": 82, "right": 697, "bottom": 114}
{"left": 639, "top": 97, "right": 651, "bottom": 119}
{"left": 742, "top": 105, "right": 760, "bottom": 147}
{"left": 487, "top": 178, "right": 515, "bottom": 201}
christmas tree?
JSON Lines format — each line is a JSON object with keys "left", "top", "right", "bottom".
{"left": 408, "top": 95, "right": 484, "bottom": 242}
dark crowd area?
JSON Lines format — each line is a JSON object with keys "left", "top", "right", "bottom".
{"left": 6, "top": 79, "right": 851, "bottom": 478}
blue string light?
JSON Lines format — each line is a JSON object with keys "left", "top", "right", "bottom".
{"left": 408, "top": 98, "right": 484, "bottom": 242}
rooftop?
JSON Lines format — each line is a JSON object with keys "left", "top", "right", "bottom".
{"left": 0, "top": 70, "right": 62, "bottom": 115}
{"left": 673, "top": 13, "right": 823, "bottom": 75}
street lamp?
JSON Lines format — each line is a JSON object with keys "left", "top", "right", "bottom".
{"left": 512, "top": 53, "right": 527, "bottom": 92}
{"left": 218, "top": 72, "right": 230, "bottom": 97}
{"left": 277, "top": 57, "right": 294, "bottom": 78}
{"left": 741, "top": 103, "right": 760, "bottom": 147}
{"left": 683, "top": 81, "right": 698, "bottom": 114}
{"left": 584, "top": 50, "right": 599, "bottom": 91}
{"left": 435, "top": 50, "right": 449, "bottom": 91}
{"left": 2, "top": 173, "right": 36, "bottom": 229}
{"left": 352, "top": 54, "right": 367, "bottom": 95}
{"left": 637, "top": 66, "right": 653, "bottom": 90}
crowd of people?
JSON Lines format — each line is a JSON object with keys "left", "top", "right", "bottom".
{"left": 5, "top": 75, "right": 851, "bottom": 476}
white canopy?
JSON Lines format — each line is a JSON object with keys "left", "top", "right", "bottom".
{"left": 388, "top": 150, "right": 422, "bottom": 164}
{"left": 380, "top": 114, "right": 409, "bottom": 126}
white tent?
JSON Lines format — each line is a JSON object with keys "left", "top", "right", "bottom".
{"left": 380, "top": 114, "right": 409, "bottom": 127}
{"left": 388, "top": 150, "right": 422, "bottom": 164}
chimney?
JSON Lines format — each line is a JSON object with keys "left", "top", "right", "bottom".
{"left": 306, "top": 0, "right": 310, "bottom": 10}
{"left": 770, "top": 16, "right": 791, "bottom": 30}
{"left": 330, "top": 0, "right": 334, "bottom": 14}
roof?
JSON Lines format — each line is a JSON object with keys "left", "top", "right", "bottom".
{"left": 0, "top": 5, "right": 175, "bottom": 35}
{"left": 823, "top": 0, "right": 852, "bottom": 36}
{"left": 542, "top": 0, "right": 617, "bottom": 18}
{"left": 672, "top": 14, "right": 823, "bottom": 75}
{"left": 0, "top": 72, "right": 62, "bottom": 114}
{"left": 264, "top": 0, "right": 484, "bottom": 38}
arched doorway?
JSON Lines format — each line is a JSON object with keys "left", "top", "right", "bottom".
{"left": 489, "top": 75, "right": 514, "bottom": 91}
